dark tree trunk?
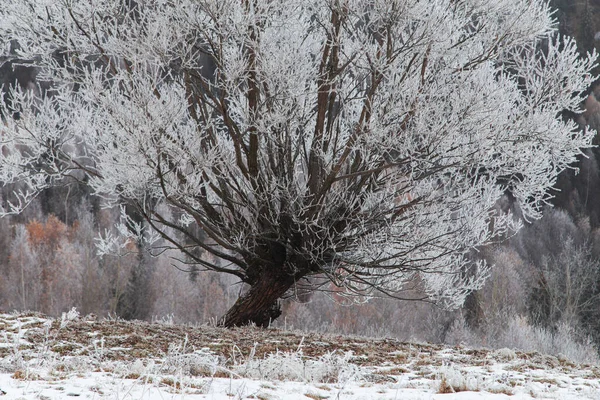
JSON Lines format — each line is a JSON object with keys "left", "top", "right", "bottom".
{"left": 219, "top": 271, "right": 295, "bottom": 328}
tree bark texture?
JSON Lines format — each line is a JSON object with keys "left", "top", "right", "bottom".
{"left": 219, "top": 272, "right": 295, "bottom": 328}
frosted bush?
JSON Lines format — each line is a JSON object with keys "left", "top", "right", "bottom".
{"left": 161, "top": 351, "right": 221, "bottom": 377}
{"left": 161, "top": 339, "right": 220, "bottom": 377}
{"left": 438, "top": 365, "right": 480, "bottom": 393}
{"left": 438, "top": 365, "right": 515, "bottom": 395}
{"left": 234, "top": 350, "right": 363, "bottom": 384}
{"left": 492, "top": 348, "right": 517, "bottom": 362}
{"left": 497, "top": 316, "right": 598, "bottom": 364}
{"left": 60, "top": 308, "right": 80, "bottom": 329}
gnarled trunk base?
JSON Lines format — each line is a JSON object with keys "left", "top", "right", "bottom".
{"left": 219, "top": 273, "right": 294, "bottom": 328}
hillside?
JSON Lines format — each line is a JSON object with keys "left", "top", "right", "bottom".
{"left": 0, "top": 311, "right": 598, "bottom": 399}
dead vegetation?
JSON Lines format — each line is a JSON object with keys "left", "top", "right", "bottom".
{"left": 1, "top": 311, "right": 600, "bottom": 399}
{"left": 5, "top": 311, "right": 599, "bottom": 376}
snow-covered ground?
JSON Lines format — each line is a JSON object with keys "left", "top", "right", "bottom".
{"left": 0, "top": 310, "right": 599, "bottom": 399}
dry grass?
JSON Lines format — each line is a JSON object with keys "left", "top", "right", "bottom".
{"left": 304, "top": 392, "right": 330, "bottom": 399}
{"left": 16, "top": 312, "right": 448, "bottom": 369}
{"left": 1, "top": 311, "right": 599, "bottom": 398}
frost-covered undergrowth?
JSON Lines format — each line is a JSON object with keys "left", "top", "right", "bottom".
{"left": 0, "top": 311, "right": 599, "bottom": 399}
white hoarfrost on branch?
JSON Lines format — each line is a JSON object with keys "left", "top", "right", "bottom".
{"left": 0, "top": 0, "right": 596, "bottom": 326}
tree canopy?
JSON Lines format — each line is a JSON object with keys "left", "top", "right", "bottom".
{"left": 0, "top": 0, "right": 596, "bottom": 327}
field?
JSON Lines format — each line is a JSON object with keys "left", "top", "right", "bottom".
{"left": 0, "top": 310, "right": 599, "bottom": 399}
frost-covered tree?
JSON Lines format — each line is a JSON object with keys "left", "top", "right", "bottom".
{"left": 0, "top": 0, "right": 596, "bottom": 327}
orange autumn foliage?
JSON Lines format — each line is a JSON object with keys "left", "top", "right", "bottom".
{"left": 26, "top": 215, "right": 69, "bottom": 248}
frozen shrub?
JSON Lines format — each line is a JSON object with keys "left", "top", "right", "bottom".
{"left": 234, "top": 349, "right": 363, "bottom": 384}
{"left": 160, "top": 341, "right": 220, "bottom": 377}
{"left": 60, "top": 307, "right": 80, "bottom": 328}
{"left": 437, "top": 366, "right": 480, "bottom": 393}
{"left": 438, "top": 365, "right": 514, "bottom": 395}
{"left": 492, "top": 348, "right": 517, "bottom": 361}
{"left": 496, "top": 316, "right": 598, "bottom": 364}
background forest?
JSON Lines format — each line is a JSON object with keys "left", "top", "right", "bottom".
{"left": 2, "top": 0, "right": 600, "bottom": 361}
